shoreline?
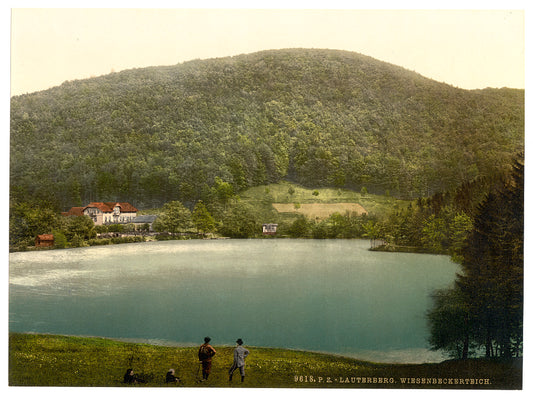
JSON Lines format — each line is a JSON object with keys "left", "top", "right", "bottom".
{"left": 369, "top": 244, "right": 446, "bottom": 255}
{"left": 14, "top": 236, "right": 447, "bottom": 257}
{"left": 10, "top": 331, "right": 446, "bottom": 365}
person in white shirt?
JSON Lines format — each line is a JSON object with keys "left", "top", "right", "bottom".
{"left": 228, "top": 338, "right": 249, "bottom": 382}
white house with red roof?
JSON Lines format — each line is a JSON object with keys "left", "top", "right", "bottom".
{"left": 64, "top": 202, "right": 138, "bottom": 225}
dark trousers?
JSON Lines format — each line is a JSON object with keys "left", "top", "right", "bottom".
{"left": 201, "top": 360, "right": 212, "bottom": 379}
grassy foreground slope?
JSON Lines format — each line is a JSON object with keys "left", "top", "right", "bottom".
{"left": 9, "top": 333, "right": 521, "bottom": 389}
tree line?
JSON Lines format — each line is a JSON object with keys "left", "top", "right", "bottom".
{"left": 367, "top": 173, "right": 498, "bottom": 258}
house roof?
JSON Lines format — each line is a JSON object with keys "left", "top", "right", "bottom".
{"left": 62, "top": 207, "right": 85, "bottom": 216}
{"left": 36, "top": 234, "right": 54, "bottom": 241}
{"left": 84, "top": 202, "right": 138, "bottom": 213}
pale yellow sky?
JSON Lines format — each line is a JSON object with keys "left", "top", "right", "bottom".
{"left": 10, "top": 8, "right": 525, "bottom": 95}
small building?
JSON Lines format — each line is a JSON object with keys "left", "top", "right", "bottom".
{"left": 35, "top": 234, "right": 54, "bottom": 247}
{"left": 262, "top": 223, "right": 278, "bottom": 235}
{"left": 132, "top": 215, "right": 158, "bottom": 231}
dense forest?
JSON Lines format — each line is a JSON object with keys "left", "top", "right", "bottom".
{"left": 10, "top": 49, "right": 524, "bottom": 211}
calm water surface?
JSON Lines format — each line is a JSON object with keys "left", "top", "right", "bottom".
{"left": 9, "top": 239, "right": 458, "bottom": 363}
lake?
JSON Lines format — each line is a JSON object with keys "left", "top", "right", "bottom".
{"left": 9, "top": 239, "right": 458, "bottom": 363}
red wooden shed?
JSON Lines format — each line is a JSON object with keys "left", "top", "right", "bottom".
{"left": 35, "top": 234, "right": 54, "bottom": 247}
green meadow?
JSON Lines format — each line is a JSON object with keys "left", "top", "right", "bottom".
{"left": 9, "top": 333, "right": 521, "bottom": 389}
{"left": 239, "top": 181, "right": 409, "bottom": 223}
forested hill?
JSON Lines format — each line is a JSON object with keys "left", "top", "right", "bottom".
{"left": 10, "top": 48, "right": 524, "bottom": 210}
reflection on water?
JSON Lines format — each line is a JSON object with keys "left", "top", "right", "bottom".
{"left": 9, "top": 239, "right": 458, "bottom": 363}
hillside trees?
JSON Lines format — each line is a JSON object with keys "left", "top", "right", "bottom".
{"left": 9, "top": 199, "right": 96, "bottom": 250}
{"left": 372, "top": 174, "right": 497, "bottom": 256}
{"left": 9, "top": 202, "right": 61, "bottom": 250}
{"left": 10, "top": 49, "right": 524, "bottom": 211}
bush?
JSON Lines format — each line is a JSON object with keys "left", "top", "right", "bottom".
{"left": 110, "top": 236, "right": 144, "bottom": 244}
{"left": 286, "top": 216, "right": 310, "bottom": 237}
{"left": 70, "top": 234, "right": 86, "bottom": 248}
{"left": 107, "top": 224, "right": 125, "bottom": 233}
{"left": 86, "top": 236, "right": 144, "bottom": 246}
{"left": 52, "top": 230, "right": 68, "bottom": 249}
{"left": 94, "top": 225, "right": 109, "bottom": 234}
{"left": 87, "top": 238, "right": 112, "bottom": 246}
{"left": 311, "top": 221, "right": 329, "bottom": 239}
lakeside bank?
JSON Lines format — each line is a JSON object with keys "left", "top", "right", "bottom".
{"left": 9, "top": 333, "right": 522, "bottom": 389}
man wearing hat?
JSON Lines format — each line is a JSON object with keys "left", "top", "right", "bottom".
{"left": 198, "top": 336, "right": 216, "bottom": 380}
{"left": 228, "top": 338, "right": 250, "bottom": 383}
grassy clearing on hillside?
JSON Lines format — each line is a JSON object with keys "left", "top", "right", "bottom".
{"left": 240, "top": 181, "right": 409, "bottom": 218}
{"left": 9, "top": 333, "right": 521, "bottom": 389}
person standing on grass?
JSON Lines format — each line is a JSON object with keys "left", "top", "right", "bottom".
{"left": 198, "top": 336, "right": 216, "bottom": 380}
{"left": 228, "top": 338, "right": 249, "bottom": 383}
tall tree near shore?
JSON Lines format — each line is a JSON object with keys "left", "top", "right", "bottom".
{"left": 427, "top": 287, "right": 471, "bottom": 359}
{"left": 456, "top": 154, "right": 523, "bottom": 358}
{"left": 218, "top": 200, "right": 260, "bottom": 238}
{"left": 192, "top": 200, "right": 216, "bottom": 236}
{"left": 428, "top": 153, "right": 523, "bottom": 359}
{"left": 153, "top": 201, "right": 193, "bottom": 234}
